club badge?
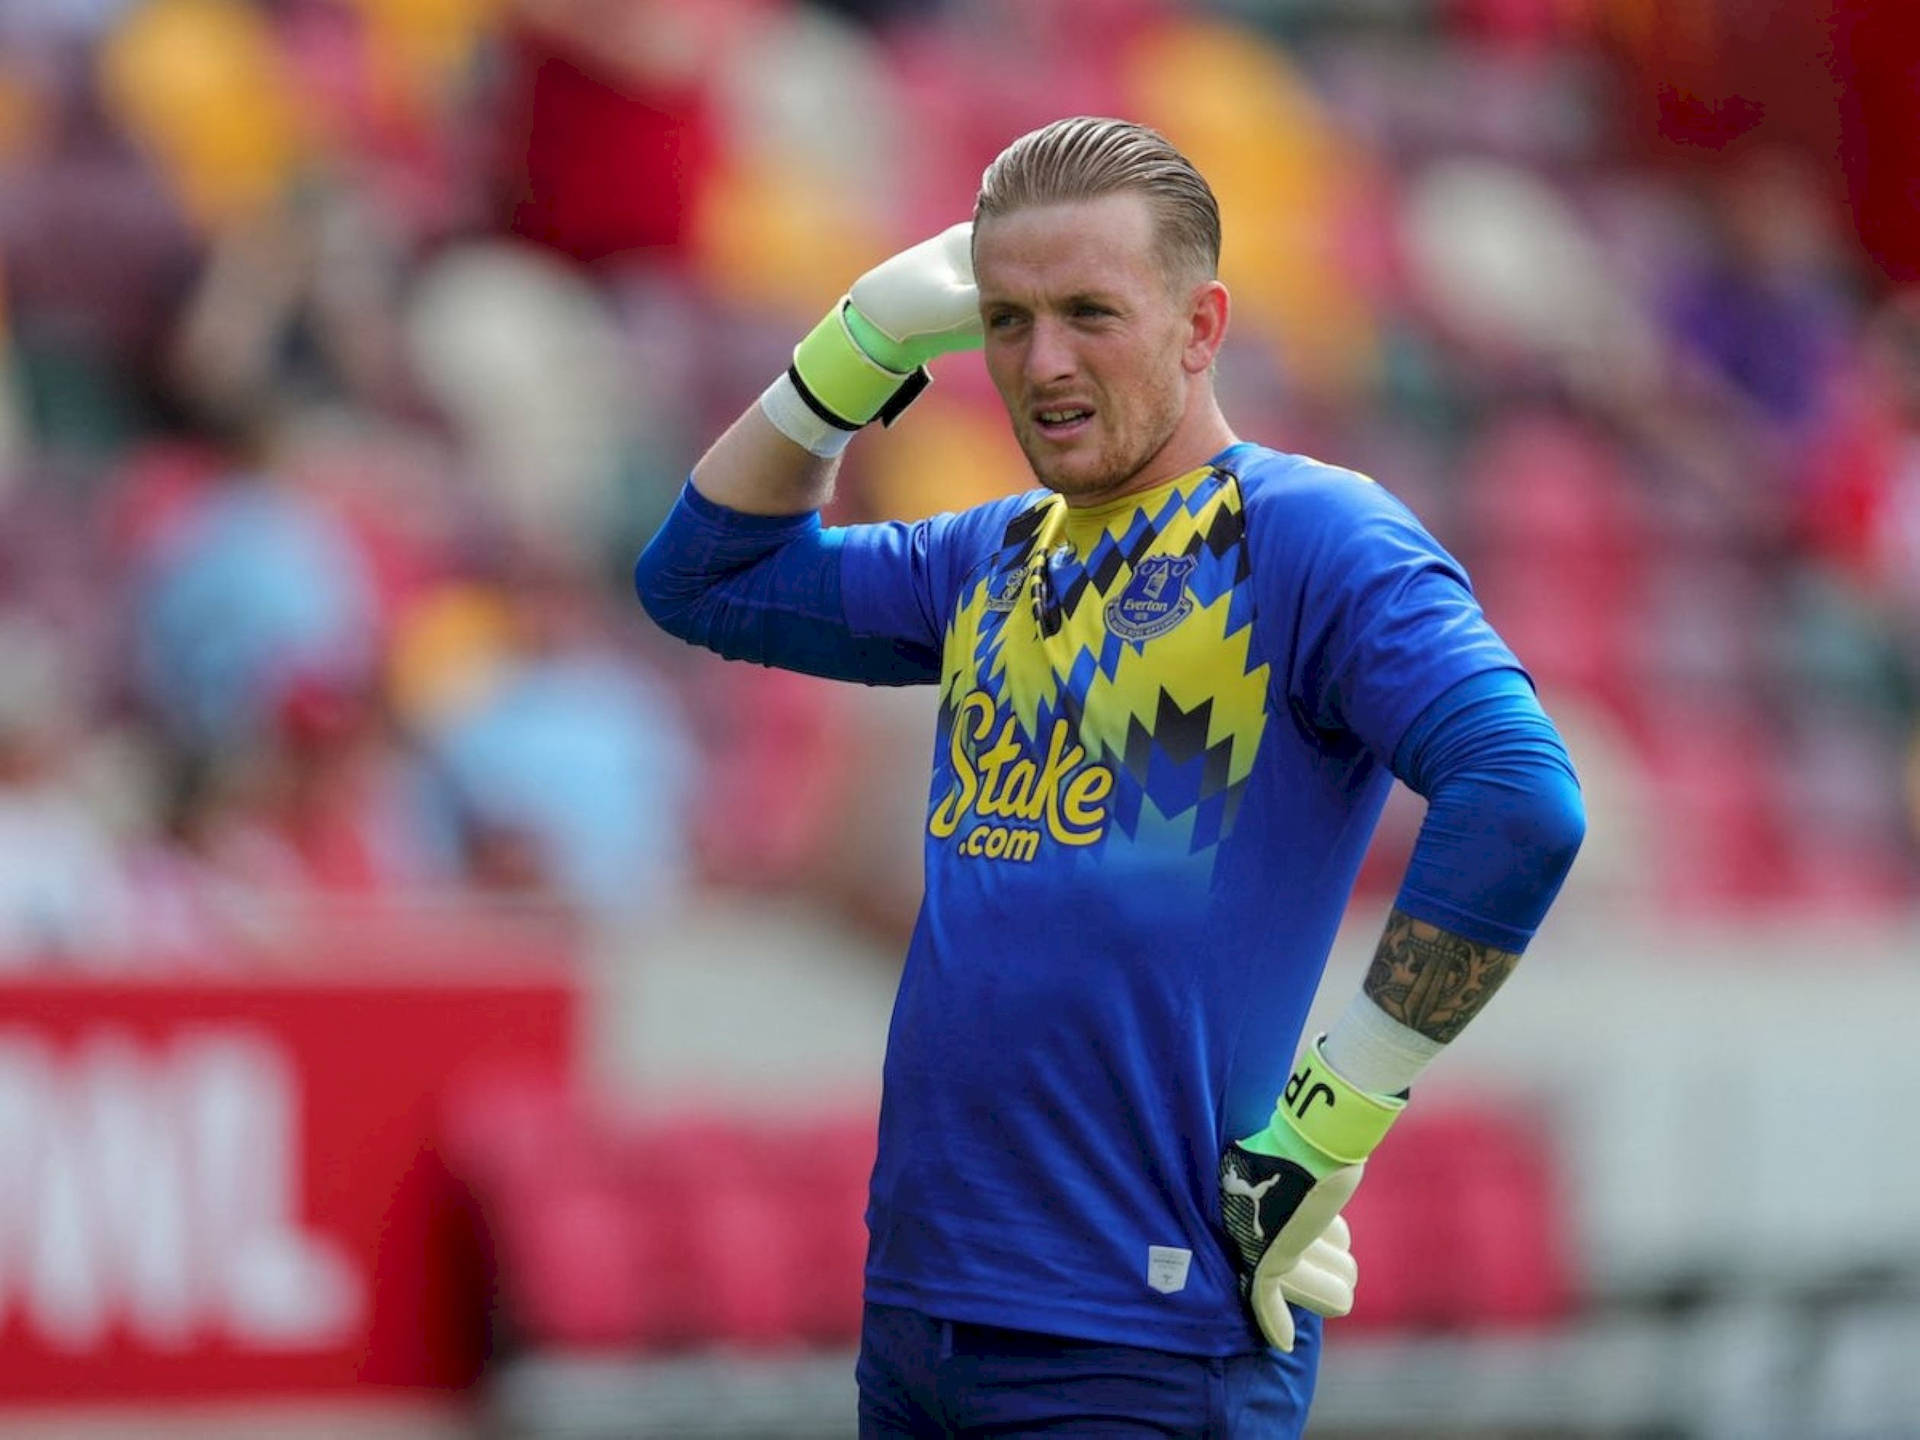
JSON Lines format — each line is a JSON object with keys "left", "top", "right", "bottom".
{"left": 1105, "top": 554, "right": 1197, "bottom": 641}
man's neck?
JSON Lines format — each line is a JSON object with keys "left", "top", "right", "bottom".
{"left": 1058, "top": 405, "right": 1238, "bottom": 510}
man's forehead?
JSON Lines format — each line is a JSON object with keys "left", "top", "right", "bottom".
{"left": 973, "top": 193, "right": 1161, "bottom": 283}
{"left": 975, "top": 192, "right": 1156, "bottom": 245}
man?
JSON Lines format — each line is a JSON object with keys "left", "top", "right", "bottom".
{"left": 636, "top": 117, "right": 1584, "bottom": 1437}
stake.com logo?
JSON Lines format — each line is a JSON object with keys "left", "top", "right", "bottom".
{"left": 928, "top": 692, "right": 1113, "bottom": 863}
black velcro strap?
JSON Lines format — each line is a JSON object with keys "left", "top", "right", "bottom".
{"left": 785, "top": 364, "right": 862, "bottom": 432}
{"left": 876, "top": 367, "right": 932, "bottom": 427}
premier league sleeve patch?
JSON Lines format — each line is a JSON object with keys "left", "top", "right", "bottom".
{"left": 983, "top": 564, "right": 1027, "bottom": 614}
{"left": 1105, "top": 554, "right": 1198, "bottom": 642}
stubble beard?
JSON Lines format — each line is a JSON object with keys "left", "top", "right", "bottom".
{"left": 1018, "top": 386, "right": 1185, "bottom": 506}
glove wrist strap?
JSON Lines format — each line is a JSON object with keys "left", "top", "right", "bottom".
{"left": 759, "top": 372, "right": 855, "bottom": 458}
{"left": 792, "top": 300, "right": 927, "bottom": 428}
{"left": 1261, "top": 1037, "right": 1407, "bottom": 1169}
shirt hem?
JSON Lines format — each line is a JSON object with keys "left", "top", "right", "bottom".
{"left": 862, "top": 1272, "right": 1270, "bottom": 1359}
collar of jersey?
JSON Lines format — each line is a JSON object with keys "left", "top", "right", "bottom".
{"left": 1056, "top": 461, "right": 1219, "bottom": 548}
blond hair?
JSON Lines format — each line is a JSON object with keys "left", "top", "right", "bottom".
{"left": 974, "top": 117, "right": 1221, "bottom": 284}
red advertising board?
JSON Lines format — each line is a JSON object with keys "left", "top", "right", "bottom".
{"left": 0, "top": 961, "right": 579, "bottom": 1401}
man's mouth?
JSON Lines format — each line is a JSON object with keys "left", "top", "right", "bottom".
{"left": 1033, "top": 406, "right": 1094, "bottom": 436}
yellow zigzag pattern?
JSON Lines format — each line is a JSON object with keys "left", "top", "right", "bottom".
{"left": 942, "top": 471, "right": 1270, "bottom": 806}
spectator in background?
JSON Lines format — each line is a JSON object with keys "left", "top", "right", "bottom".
{"left": 0, "top": 0, "right": 1911, "bottom": 982}
{"left": 132, "top": 468, "right": 381, "bottom": 750}
{"left": 0, "top": 32, "right": 198, "bottom": 463}
{"left": 0, "top": 616, "right": 133, "bottom": 965}
{"left": 1663, "top": 146, "right": 1854, "bottom": 439}
{"left": 495, "top": 0, "right": 733, "bottom": 267}
{"left": 1803, "top": 289, "right": 1920, "bottom": 621}
{"left": 402, "top": 240, "right": 635, "bottom": 565}
{"left": 411, "top": 563, "right": 696, "bottom": 917}
{"left": 1796, "top": 288, "right": 1920, "bottom": 872}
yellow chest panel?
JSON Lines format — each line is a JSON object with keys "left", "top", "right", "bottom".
{"left": 932, "top": 469, "right": 1272, "bottom": 857}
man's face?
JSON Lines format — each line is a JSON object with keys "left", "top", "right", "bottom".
{"left": 973, "top": 193, "right": 1210, "bottom": 506}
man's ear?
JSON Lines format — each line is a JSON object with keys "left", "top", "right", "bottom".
{"left": 1184, "top": 280, "right": 1230, "bottom": 374}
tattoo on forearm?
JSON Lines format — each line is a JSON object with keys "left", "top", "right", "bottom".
{"left": 1363, "top": 908, "right": 1521, "bottom": 1044}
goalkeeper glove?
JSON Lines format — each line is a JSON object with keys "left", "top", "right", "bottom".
{"left": 762, "top": 222, "right": 983, "bottom": 456}
{"left": 1220, "top": 1036, "right": 1406, "bottom": 1351}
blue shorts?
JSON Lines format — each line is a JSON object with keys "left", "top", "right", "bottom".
{"left": 855, "top": 1302, "right": 1318, "bottom": 1438}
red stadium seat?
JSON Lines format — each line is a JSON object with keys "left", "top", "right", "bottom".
{"left": 500, "top": 1169, "right": 649, "bottom": 1350}
{"left": 453, "top": 1084, "right": 1576, "bottom": 1352}
{"left": 613, "top": 1113, "right": 761, "bottom": 1349}
{"left": 1471, "top": 555, "right": 1643, "bottom": 718}
{"left": 1340, "top": 1164, "right": 1424, "bottom": 1331}
{"left": 458, "top": 1088, "right": 1579, "bottom": 1349}
{"left": 655, "top": 1113, "right": 806, "bottom": 1348}
{"left": 449, "top": 1085, "right": 884, "bottom": 1355}
{"left": 441, "top": 1072, "right": 578, "bottom": 1198}
{"left": 445, "top": 1094, "right": 651, "bottom": 1351}
{"left": 765, "top": 1112, "right": 877, "bottom": 1345}
{"left": 1342, "top": 1100, "right": 1576, "bottom": 1333}
{"left": 1458, "top": 414, "right": 1649, "bottom": 576}
{"left": 1423, "top": 1108, "right": 1574, "bottom": 1326}
{"left": 619, "top": 1108, "right": 872, "bottom": 1350}
{"left": 1632, "top": 700, "right": 1791, "bottom": 909}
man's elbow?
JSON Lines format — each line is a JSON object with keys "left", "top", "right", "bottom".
{"left": 633, "top": 552, "right": 697, "bottom": 645}
{"left": 1475, "top": 764, "right": 1586, "bottom": 900}
{"left": 1533, "top": 776, "right": 1587, "bottom": 893}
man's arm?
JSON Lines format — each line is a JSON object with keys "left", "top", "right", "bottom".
{"left": 689, "top": 221, "right": 980, "bottom": 519}
{"left": 690, "top": 402, "right": 840, "bottom": 518}
{"left": 1362, "top": 908, "right": 1520, "bottom": 1046}
{"left": 634, "top": 224, "right": 983, "bottom": 680}
{"left": 1322, "top": 666, "right": 1584, "bottom": 1102}
{"left": 1222, "top": 667, "right": 1583, "bottom": 1351}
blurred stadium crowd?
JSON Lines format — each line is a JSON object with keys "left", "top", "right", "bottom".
{"left": 1, "top": 0, "right": 1918, "bottom": 971}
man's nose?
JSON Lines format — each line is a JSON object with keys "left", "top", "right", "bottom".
{"left": 1023, "top": 317, "right": 1076, "bottom": 386}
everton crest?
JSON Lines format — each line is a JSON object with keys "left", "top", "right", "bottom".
{"left": 1105, "top": 554, "right": 1197, "bottom": 641}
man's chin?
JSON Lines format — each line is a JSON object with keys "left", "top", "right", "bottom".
{"left": 1027, "top": 450, "right": 1114, "bottom": 500}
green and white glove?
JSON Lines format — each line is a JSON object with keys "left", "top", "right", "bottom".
{"left": 1220, "top": 1037, "right": 1406, "bottom": 1351}
{"left": 762, "top": 222, "right": 983, "bottom": 456}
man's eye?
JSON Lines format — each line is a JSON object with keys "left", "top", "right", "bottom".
{"left": 986, "top": 312, "right": 1023, "bottom": 330}
{"left": 1073, "top": 304, "right": 1113, "bottom": 319}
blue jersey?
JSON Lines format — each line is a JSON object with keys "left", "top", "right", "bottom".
{"left": 635, "top": 440, "right": 1525, "bottom": 1358}
{"left": 830, "top": 442, "right": 1520, "bottom": 1356}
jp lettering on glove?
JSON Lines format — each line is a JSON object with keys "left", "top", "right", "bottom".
{"left": 761, "top": 222, "right": 983, "bottom": 456}
{"left": 1219, "top": 1037, "right": 1406, "bottom": 1351}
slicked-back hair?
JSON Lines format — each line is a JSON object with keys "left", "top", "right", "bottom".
{"left": 974, "top": 117, "right": 1221, "bottom": 286}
